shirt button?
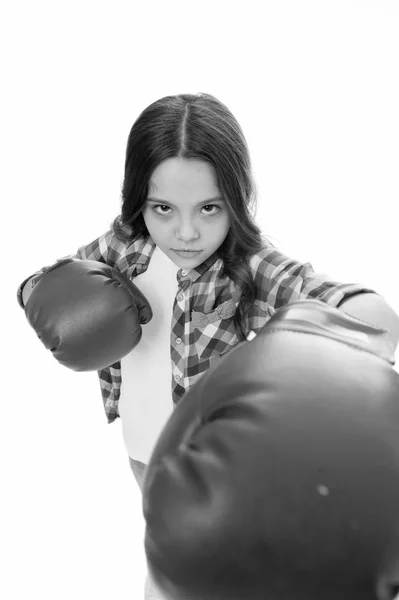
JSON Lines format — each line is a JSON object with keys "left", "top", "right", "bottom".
{"left": 174, "top": 374, "right": 181, "bottom": 382}
{"left": 181, "top": 269, "right": 188, "bottom": 276}
{"left": 176, "top": 337, "right": 182, "bottom": 344}
{"left": 177, "top": 293, "right": 184, "bottom": 302}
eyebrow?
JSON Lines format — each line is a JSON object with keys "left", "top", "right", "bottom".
{"left": 146, "top": 196, "right": 224, "bottom": 207}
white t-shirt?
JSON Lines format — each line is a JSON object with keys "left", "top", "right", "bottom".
{"left": 118, "top": 245, "right": 180, "bottom": 464}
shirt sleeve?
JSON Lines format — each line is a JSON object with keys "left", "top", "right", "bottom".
{"left": 17, "top": 228, "right": 116, "bottom": 309}
{"left": 250, "top": 245, "right": 379, "bottom": 312}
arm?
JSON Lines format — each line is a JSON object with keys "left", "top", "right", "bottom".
{"left": 18, "top": 228, "right": 115, "bottom": 309}
{"left": 249, "top": 247, "right": 396, "bottom": 350}
{"left": 339, "top": 293, "right": 399, "bottom": 353}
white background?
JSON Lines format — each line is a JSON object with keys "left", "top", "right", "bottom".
{"left": 2, "top": 1, "right": 399, "bottom": 598}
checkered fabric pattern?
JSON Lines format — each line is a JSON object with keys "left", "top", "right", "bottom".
{"left": 17, "top": 228, "right": 377, "bottom": 424}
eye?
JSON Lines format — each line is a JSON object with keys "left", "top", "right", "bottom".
{"left": 153, "top": 205, "right": 172, "bottom": 215}
{"left": 152, "top": 204, "right": 221, "bottom": 216}
{"left": 202, "top": 204, "right": 220, "bottom": 214}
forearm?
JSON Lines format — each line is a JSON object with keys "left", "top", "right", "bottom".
{"left": 339, "top": 293, "right": 399, "bottom": 354}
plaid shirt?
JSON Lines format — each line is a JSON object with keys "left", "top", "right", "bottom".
{"left": 17, "top": 228, "right": 377, "bottom": 424}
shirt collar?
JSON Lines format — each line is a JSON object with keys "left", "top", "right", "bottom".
{"left": 176, "top": 251, "right": 221, "bottom": 284}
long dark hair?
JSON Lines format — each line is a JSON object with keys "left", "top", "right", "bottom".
{"left": 112, "top": 92, "right": 277, "bottom": 341}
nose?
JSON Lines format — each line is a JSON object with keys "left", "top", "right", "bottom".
{"left": 176, "top": 218, "right": 200, "bottom": 241}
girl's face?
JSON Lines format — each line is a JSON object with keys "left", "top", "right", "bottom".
{"left": 142, "top": 158, "right": 231, "bottom": 270}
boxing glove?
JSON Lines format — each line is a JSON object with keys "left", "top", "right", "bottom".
{"left": 24, "top": 258, "right": 152, "bottom": 371}
{"left": 143, "top": 298, "right": 399, "bottom": 600}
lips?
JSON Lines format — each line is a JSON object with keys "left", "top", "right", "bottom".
{"left": 173, "top": 249, "right": 202, "bottom": 257}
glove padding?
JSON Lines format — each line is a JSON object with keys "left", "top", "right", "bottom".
{"left": 25, "top": 258, "right": 152, "bottom": 371}
{"left": 143, "top": 298, "right": 399, "bottom": 600}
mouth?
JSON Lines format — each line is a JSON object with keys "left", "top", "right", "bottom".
{"left": 172, "top": 249, "right": 202, "bottom": 256}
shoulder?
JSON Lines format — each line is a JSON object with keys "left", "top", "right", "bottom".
{"left": 248, "top": 242, "right": 302, "bottom": 281}
{"left": 247, "top": 243, "right": 330, "bottom": 305}
{"left": 110, "top": 230, "right": 155, "bottom": 272}
{"left": 76, "top": 226, "right": 152, "bottom": 267}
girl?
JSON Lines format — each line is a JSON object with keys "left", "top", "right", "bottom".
{"left": 18, "top": 92, "right": 384, "bottom": 599}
